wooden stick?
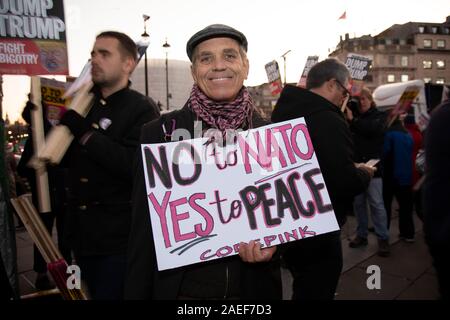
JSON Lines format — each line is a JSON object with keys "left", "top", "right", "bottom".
{"left": 11, "top": 198, "right": 52, "bottom": 263}
{"left": 20, "top": 196, "right": 56, "bottom": 262}
{"left": 20, "top": 288, "right": 61, "bottom": 300}
{"left": 387, "top": 113, "right": 398, "bottom": 128}
{"left": 68, "top": 81, "right": 95, "bottom": 115}
{"left": 21, "top": 195, "right": 61, "bottom": 262}
{"left": 13, "top": 195, "right": 59, "bottom": 262}
{"left": 38, "top": 126, "right": 74, "bottom": 165}
{"left": 38, "top": 81, "right": 94, "bottom": 165}
{"left": 18, "top": 196, "right": 57, "bottom": 262}
{"left": 12, "top": 196, "right": 89, "bottom": 300}
{"left": 30, "top": 77, "right": 51, "bottom": 213}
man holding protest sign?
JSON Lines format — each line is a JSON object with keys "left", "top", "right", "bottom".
{"left": 125, "top": 24, "right": 282, "bottom": 300}
{"left": 271, "top": 58, "right": 374, "bottom": 300}
{"left": 59, "top": 31, "right": 159, "bottom": 299}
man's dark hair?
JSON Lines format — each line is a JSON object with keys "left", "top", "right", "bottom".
{"left": 306, "top": 58, "right": 350, "bottom": 90}
{"left": 97, "top": 31, "right": 137, "bottom": 61}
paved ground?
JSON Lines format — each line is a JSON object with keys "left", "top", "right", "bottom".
{"left": 14, "top": 209, "right": 440, "bottom": 300}
{"left": 281, "top": 212, "right": 439, "bottom": 300}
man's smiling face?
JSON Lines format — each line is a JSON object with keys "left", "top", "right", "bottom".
{"left": 191, "top": 37, "right": 249, "bottom": 102}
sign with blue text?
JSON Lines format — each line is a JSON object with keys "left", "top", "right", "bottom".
{"left": 141, "top": 118, "right": 340, "bottom": 270}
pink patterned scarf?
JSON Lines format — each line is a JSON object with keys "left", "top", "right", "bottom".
{"left": 188, "top": 84, "right": 254, "bottom": 136}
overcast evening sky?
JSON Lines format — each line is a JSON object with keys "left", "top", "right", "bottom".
{"left": 2, "top": 0, "right": 450, "bottom": 122}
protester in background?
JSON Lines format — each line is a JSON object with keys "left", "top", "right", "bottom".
{"left": 346, "top": 87, "right": 390, "bottom": 257}
{"left": 17, "top": 100, "right": 72, "bottom": 291}
{"left": 382, "top": 113, "right": 414, "bottom": 241}
{"left": 404, "top": 115, "right": 424, "bottom": 221}
{"left": 60, "top": 31, "right": 159, "bottom": 299}
{"left": 125, "top": 24, "right": 282, "bottom": 300}
{"left": 424, "top": 98, "right": 450, "bottom": 300}
{"left": 4, "top": 141, "right": 26, "bottom": 230}
{"left": 4, "top": 143, "right": 17, "bottom": 199}
{"left": 271, "top": 58, "right": 374, "bottom": 300}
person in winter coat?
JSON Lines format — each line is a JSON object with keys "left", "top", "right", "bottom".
{"left": 346, "top": 87, "right": 390, "bottom": 257}
{"left": 271, "top": 58, "right": 374, "bottom": 300}
{"left": 125, "top": 24, "right": 282, "bottom": 300}
{"left": 59, "top": 31, "right": 160, "bottom": 299}
{"left": 424, "top": 98, "right": 450, "bottom": 300}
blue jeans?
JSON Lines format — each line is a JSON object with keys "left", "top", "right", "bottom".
{"left": 353, "top": 178, "right": 389, "bottom": 240}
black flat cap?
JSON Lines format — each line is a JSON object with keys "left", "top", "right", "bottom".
{"left": 186, "top": 24, "right": 248, "bottom": 61}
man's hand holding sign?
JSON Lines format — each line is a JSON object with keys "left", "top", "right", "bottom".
{"left": 239, "top": 240, "right": 277, "bottom": 263}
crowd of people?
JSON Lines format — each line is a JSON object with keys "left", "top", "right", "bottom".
{"left": 1, "top": 24, "right": 448, "bottom": 301}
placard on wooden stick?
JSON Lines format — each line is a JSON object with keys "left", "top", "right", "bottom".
{"left": 38, "top": 81, "right": 94, "bottom": 165}
{"left": 30, "top": 77, "right": 51, "bottom": 213}
{"left": 11, "top": 196, "right": 88, "bottom": 300}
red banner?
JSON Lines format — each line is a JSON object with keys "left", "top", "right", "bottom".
{"left": 265, "top": 60, "right": 282, "bottom": 96}
{"left": 0, "top": 0, "right": 68, "bottom": 75}
{"left": 0, "top": 38, "right": 68, "bottom": 75}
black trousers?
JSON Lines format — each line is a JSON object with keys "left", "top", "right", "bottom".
{"left": 283, "top": 231, "right": 342, "bottom": 300}
{"left": 76, "top": 254, "right": 127, "bottom": 300}
{"left": 383, "top": 180, "right": 415, "bottom": 238}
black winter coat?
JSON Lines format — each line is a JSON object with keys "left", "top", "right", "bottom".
{"left": 125, "top": 105, "right": 282, "bottom": 300}
{"left": 350, "top": 107, "right": 387, "bottom": 177}
{"left": 65, "top": 86, "right": 160, "bottom": 256}
{"left": 271, "top": 85, "right": 371, "bottom": 226}
{"left": 424, "top": 99, "right": 450, "bottom": 248}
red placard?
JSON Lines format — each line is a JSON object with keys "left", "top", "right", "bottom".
{"left": 0, "top": 0, "right": 68, "bottom": 75}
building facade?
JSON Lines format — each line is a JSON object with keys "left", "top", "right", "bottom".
{"left": 329, "top": 16, "right": 450, "bottom": 91}
{"left": 247, "top": 83, "right": 280, "bottom": 119}
{"left": 130, "top": 59, "right": 193, "bottom": 112}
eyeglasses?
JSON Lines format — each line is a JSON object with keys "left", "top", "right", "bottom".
{"left": 334, "top": 79, "right": 351, "bottom": 97}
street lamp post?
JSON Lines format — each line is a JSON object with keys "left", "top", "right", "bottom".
{"left": 162, "top": 38, "right": 171, "bottom": 111}
{"left": 141, "top": 15, "right": 150, "bottom": 97}
{"left": 281, "top": 50, "right": 291, "bottom": 86}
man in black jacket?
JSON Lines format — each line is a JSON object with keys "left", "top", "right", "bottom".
{"left": 125, "top": 24, "right": 282, "bottom": 300}
{"left": 271, "top": 58, "right": 374, "bottom": 300}
{"left": 346, "top": 87, "right": 390, "bottom": 257}
{"left": 59, "top": 31, "right": 159, "bottom": 299}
